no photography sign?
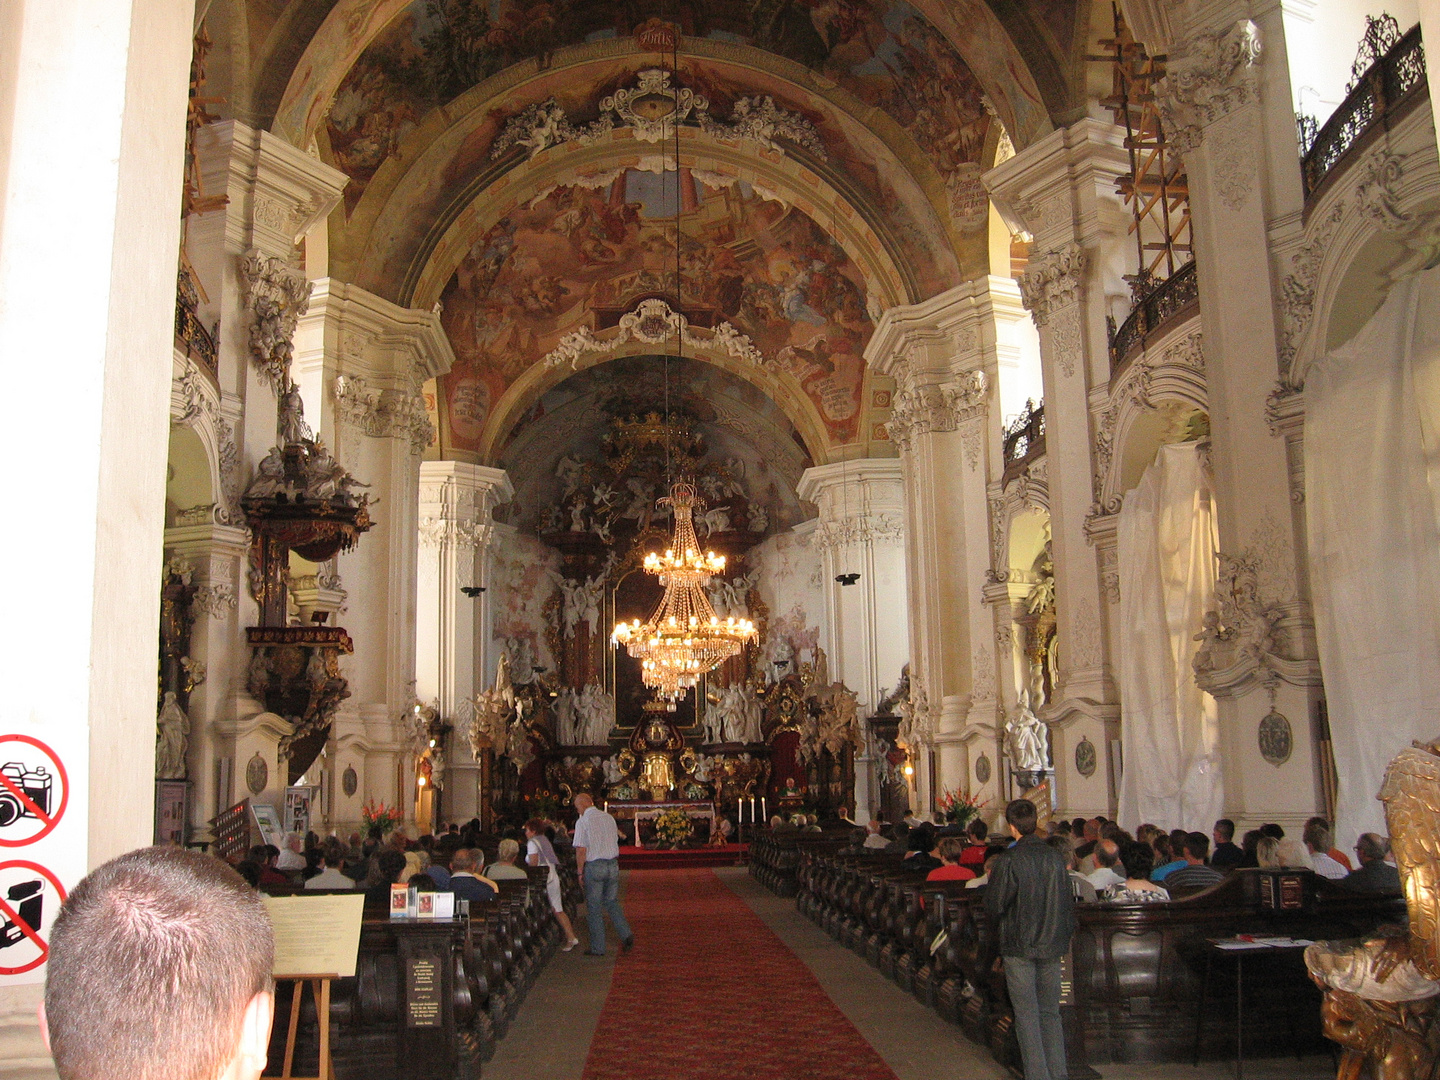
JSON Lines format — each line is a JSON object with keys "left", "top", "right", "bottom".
{"left": 0, "top": 727, "right": 86, "bottom": 986}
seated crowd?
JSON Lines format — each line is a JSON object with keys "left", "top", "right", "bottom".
{"left": 847, "top": 812, "right": 1402, "bottom": 902}
{"left": 231, "top": 815, "right": 583, "bottom": 949}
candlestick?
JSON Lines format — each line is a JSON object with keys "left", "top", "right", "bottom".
{"left": 760, "top": 796, "right": 766, "bottom": 822}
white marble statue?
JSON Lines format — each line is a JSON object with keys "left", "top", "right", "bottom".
{"left": 574, "top": 683, "right": 614, "bottom": 745}
{"left": 547, "top": 571, "right": 585, "bottom": 637}
{"left": 603, "top": 754, "right": 624, "bottom": 786}
{"left": 577, "top": 573, "right": 605, "bottom": 634}
{"left": 155, "top": 691, "right": 189, "bottom": 780}
{"left": 504, "top": 637, "right": 535, "bottom": 686}
{"left": 712, "top": 683, "right": 763, "bottom": 744}
{"left": 553, "top": 689, "right": 578, "bottom": 745}
{"left": 1005, "top": 690, "right": 1050, "bottom": 774}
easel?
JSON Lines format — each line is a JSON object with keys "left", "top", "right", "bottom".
{"left": 270, "top": 974, "right": 336, "bottom": 1080}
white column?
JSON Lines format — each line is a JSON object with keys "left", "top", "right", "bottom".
{"left": 416, "top": 463, "right": 514, "bottom": 825}
{"left": 797, "top": 460, "right": 908, "bottom": 822}
{"left": 0, "top": 0, "right": 191, "bottom": 1061}
{"left": 290, "top": 280, "right": 454, "bottom": 831}
{"left": 1155, "top": 11, "right": 1324, "bottom": 833}
{"left": 986, "top": 119, "right": 1132, "bottom": 818}
{"left": 867, "top": 282, "right": 1006, "bottom": 813}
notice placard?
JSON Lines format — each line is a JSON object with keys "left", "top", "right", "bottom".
{"left": 406, "top": 953, "right": 442, "bottom": 1028}
{"left": 261, "top": 894, "right": 365, "bottom": 978}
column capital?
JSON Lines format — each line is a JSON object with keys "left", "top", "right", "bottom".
{"left": 293, "top": 279, "right": 455, "bottom": 455}
{"left": 866, "top": 280, "right": 995, "bottom": 384}
{"left": 195, "top": 121, "right": 348, "bottom": 258}
{"left": 1017, "top": 242, "right": 1089, "bottom": 327}
{"left": 1154, "top": 19, "right": 1263, "bottom": 157}
{"left": 984, "top": 119, "right": 1129, "bottom": 251}
{"left": 418, "top": 462, "right": 514, "bottom": 550}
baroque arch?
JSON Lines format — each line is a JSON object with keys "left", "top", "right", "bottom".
{"left": 270, "top": 0, "right": 1053, "bottom": 161}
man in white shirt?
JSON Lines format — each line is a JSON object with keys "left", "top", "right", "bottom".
{"left": 275, "top": 832, "right": 306, "bottom": 871}
{"left": 1085, "top": 839, "right": 1125, "bottom": 893}
{"left": 305, "top": 839, "right": 354, "bottom": 889}
{"left": 862, "top": 820, "right": 890, "bottom": 849}
{"left": 1304, "top": 821, "right": 1349, "bottom": 880}
{"left": 573, "top": 793, "right": 633, "bottom": 956}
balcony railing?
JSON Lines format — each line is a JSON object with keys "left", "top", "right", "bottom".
{"left": 1002, "top": 397, "right": 1048, "bottom": 466}
{"left": 175, "top": 264, "right": 218, "bottom": 378}
{"left": 1301, "top": 23, "right": 1426, "bottom": 202}
{"left": 1106, "top": 259, "right": 1199, "bottom": 371}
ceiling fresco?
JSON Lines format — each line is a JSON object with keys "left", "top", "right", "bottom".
{"left": 497, "top": 355, "right": 813, "bottom": 537}
{"left": 324, "top": 0, "right": 996, "bottom": 227}
{"left": 437, "top": 166, "right": 873, "bottom": 455}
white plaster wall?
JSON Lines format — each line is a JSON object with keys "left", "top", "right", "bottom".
{"left": 749, "top": 520, "right": 826, "bottom": 667}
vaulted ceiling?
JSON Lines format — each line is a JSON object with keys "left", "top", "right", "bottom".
{"left": 204, "top": 0, "right": 1092, "bottom": 464}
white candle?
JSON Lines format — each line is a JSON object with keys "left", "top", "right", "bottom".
{"left": 761, "top": 796, "right": 766, "bottom": 821}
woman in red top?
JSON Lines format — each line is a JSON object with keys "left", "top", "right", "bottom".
{"left": 958, "top": 818, "right": 989, "bottom": 868}
{"left": 927, "top": 837, "right": 977, "bottom": 883}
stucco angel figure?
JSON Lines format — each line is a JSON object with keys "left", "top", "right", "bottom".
{"left": 602, "top": 754, "right": 624, "bottom": 786}
{"left": 1306, "top": 737, "right": 1440, "bottom": 1080}
{"left": 155, "top": 691, "right": 189, "bottom": 780}
{"left": 1004, "top": 690, "right": 1050, "bottom": 775}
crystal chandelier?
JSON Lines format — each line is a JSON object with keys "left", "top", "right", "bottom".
{"left": 611, "top": 482, "right": 757, "bottom": 700}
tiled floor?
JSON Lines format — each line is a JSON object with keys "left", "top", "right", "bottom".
{"left": 482, "top": 867, "right": 1338, "bottom": 1080}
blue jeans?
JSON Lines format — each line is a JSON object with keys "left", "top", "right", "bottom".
{"left": 582, "top": 858, "right": 631, "bottom": 953}
{"left": 1003, "top": 955, "right": 1067, "bottom": 1080}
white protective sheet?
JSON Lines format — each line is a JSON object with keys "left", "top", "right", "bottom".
{"left": 1116, "top": 441, "right": 1222, "bottom": 832}
{"left": 1304, "top": 265, "right": 1440, "bottom": 848}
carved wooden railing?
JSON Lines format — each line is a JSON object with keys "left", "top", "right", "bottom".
{"left": 1107, "top": 259, "right": 1199, "bottom": 371}
{"left": 1301, "top": 23, "right": 1426, "bottom": 203}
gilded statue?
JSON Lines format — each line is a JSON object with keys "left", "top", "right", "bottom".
{"left": 1306, "top": 738, "right": 1440, "bottom": 1079}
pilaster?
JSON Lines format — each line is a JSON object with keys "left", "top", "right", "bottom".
{"left": 867, "top": 281, "right": 1008, "bottom": 811}
{"left": 416, "top": 463, "right": 515, "bottom": 825}
{"left": 797, "top": 459, "right": 907, "bottom": 822}
{"left": 289, "top": 280, "right": 455, "bottom": 829}
{"left": 1155, "top": 8, "right": 1325, "bottom": 825}
{"left": 985, "top": 118, "right": 1132, "bottom": 816}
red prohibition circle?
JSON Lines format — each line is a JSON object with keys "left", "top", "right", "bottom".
{"left": 0, "top": 860, "right": 67, "bottom": 975}
{"left": 0, "top": 735, "right": 69, "bottom": 847}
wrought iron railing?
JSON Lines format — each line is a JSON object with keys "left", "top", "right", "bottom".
{"left": 1002, "top": 400, "right": 1045, "bottom": 467}
{"left": 1301, "top": 22, "right": 1426, "bottom": 201}
{"left": 1106, "top": 259, "right": 1199, "bottom": 370}
{"left": 175, "top": 264, "right": 218, "bottom": 378}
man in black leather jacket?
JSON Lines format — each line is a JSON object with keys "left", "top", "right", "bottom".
{"left": 984, "top": 799, "right": 1076, "bottom": 1080}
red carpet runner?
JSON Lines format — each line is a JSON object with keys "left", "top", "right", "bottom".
{"left": 581, "top": 869, "right": 900, "bottom": 1080}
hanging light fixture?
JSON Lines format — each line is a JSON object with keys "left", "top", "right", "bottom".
{"left": 609, "top": 19, "right": 757, "bottom": 700}
{"left": 611, "top": 482, "right": 757, "bottom": 700}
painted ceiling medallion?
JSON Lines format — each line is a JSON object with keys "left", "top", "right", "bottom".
{"left": 1258, "top": 709, "right": 1293, "bottom": 767}
{"left": 491, "top": 70, "right": 825, "bottom": 161}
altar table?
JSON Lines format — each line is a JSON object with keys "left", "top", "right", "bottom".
{"left": 607, "top": 801, "right": 716, "bottom": 842}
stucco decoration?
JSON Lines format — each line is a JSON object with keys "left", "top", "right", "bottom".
{"left": 1154, "top": 20, "right": 1262, "bottom": 157}
{"left": 1017, "top": 243, "right": 1087, "bottom": 327}
{"left": 491, "top": 72, "right": 825, "bottom": 161}
{"left": 1192, "top": 511, "right": 1320, "bottom": 698}
{"left": 542, "top": 299, "right": 767, "bottom": 372}
{"left": 886, "top": 370, "right": 987, "bottom": 453}
{"left": 240, "top": 251, "right": 312, "bottom": 393}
